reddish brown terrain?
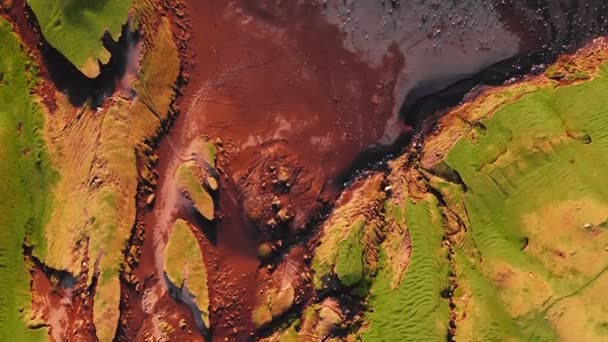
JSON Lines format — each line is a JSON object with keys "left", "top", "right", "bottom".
{"left": 131, "top": 1, "right": 553, "bottom": 340}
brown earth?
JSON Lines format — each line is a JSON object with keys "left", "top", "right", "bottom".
{"left": 146, "top": 1, "right": 526, "bottom": 340}
{"left": 136, "top": 0, "right": 581, "bottom": 340}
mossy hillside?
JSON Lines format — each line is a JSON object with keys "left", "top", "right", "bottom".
{"left": 421, "top": 39, "right": 608, "bottom": 172}
{"left": 164, "top": 219, "right": 209, "bottom": 328}
{"left": 91, "top": 16, "right": 180, "bottom": 341}
{"left": 27, "top": 0, "right": 132, "bottom": 78}
{"left": 355, "top": 44, "right": 608, "bottom": 341}
{"left": 37, "top": 14, "right": 180, "bottom": 341}
{"left": 294, "top": 301, "right": 343, "bottom": 341}
{"left": 333, "top": 218, "right": 366, "bottom": 287}
{"left": 186, "top": 138, "right": 217, "bottom": 166}
{"left": 420, "top": 81, "right": 541, "bottom": 171}
{"left": 452, "top": 252, "right": 552, "bottom": 341}
{"left": 253, "top": 285, "right": 296, "bottom": 329}
{"left": 438, "top": 59, "right": 608, "bottom": 340}
{"left": 312, "top": 217, "right": 366, "bottom": 289}
{"left": 361, "top": 194, "right": 450, "bottom": 341}
{"left": 379, "top": 156, "right": 413, "bottom": 289}
{"left": 311, "top": 175, "right": 385, "bottom": 290}
{"left": 0, "top": 19, "right": 54, "bottom": 341}
{"left": 443, "top": 63, "right": 608, "bottom": 270}
{"left": 129, "top": 16, "right": 180, "bottom": 139}
{"left": 175, "top": 161, "right": 215, "bottom": 221}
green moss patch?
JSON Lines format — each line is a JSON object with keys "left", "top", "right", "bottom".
{"left": 164, "top": 219, "right": 209, "bottom": 328}
{"left": 361, "top": 195, "right": 450, "bottom": 341}
{"left": 0, "top": 18, "right": 55, "bottom": 341}
{"left": 438, "top": 59, "right": 608, "bottom": 341}
{"left": 175, "top": 161, "right": 215, "bottom": 221}
{"left": 28, "top": 0, "right": 132, "bottom": 77}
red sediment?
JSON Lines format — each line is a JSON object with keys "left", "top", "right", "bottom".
{"left": 138, "top": 0, "right": 548, "bottom": 339}
{"left": 144, "top": 1, "right": 405, "bottom": 339}
{"left": 29, "top": 266, "right": 71, "bottom": 342}
{"left": 27, "top": 253, "right": 96, "bottom": 342}
{"left": 178, "top": 0, "right": 405, "bottom": 229}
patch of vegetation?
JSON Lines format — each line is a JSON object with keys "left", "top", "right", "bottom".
{"left": 333, "top": 218, "right": 365, "bottom": 287}
{"left": 311, "top": 175, "right": 385, "bottom": 290}
{"left": 27, "top": 0, "right": 132, "bottom": 77}
{"left": 164, "top": 219, "right": 209, "bottom": 328}
{"left": 0, "top": 18, "right": 55, "bottom": 341}
{"left": 33, "top": 14, "right": 180, "bottom": 341}
{"left": 361, "top": 195, "right": 450, "bottom": 341}
{"left": 358, "top": 56, "right": 608, "bottom": 338}
{"left": 253, "top": 285, "right": 295, "bottom": 329}
{"left": 175, "top": 161, "right": 215, "bottom": 221}
{"left": 439, "top": 58, "right": 608, "bottom": 340}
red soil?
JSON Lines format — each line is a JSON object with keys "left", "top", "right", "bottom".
{"left": 140, "top": 0, "right": 531, "bottom": 340}
{"left": 158, "top": 1, "right": 405, "bottom": 339}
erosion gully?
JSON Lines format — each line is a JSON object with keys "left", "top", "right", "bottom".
{"left": 4, "top": 0, "right": 608, "bottom": 341}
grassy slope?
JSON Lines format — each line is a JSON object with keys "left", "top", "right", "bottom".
{"left": 362, "top": 195, "right": 450, "bottom": 341}
{"left": 34, "top": 13, "right": 179, "bottom": 340}
{"left": 311, "top": 175, "right": 385, "bottom": 291}
{"left": 442, "top": 61, "right": 608, "bottom": 340}
{"left": 356, "top": 48, "right": 608, "bottom": 341}
{"left": 27, "top": 0, "right": 132, "bottom": 77}
{"left": 175, "top": 162, "right": 215, "bottom": 221}
{"left": 164, "top": 219, "right": 209, "bottom": 328}
{"left": 0, "top": 19, "right": 54, "bottom": 341}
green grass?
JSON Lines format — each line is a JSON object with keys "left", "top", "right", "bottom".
{"left": 444, "top": 62, "right": 608, "bottom": 268}
{"left": 27, "top": 0, "right": 132, "bottom": 77}
{"left": 28, "top": 15, "right": 180, "bottom": 341}
{"left": 186, "top": 139, "right": 217, "bottom": 166}
{"left": 311, "top": 176, "right": 385, "bottom": 291}
{"left": 164, "top": 219, "right": 209, "bottom": 328}
{"left": 0, "top": 18, "right": 55, "bottom": 341}
{"left": 438, "top": 60, "right": 608, "bottom": 340}
{"left": 333, "top": 218, "right": 365, "bottom": 287}
{"left": 454, "top": 252, "right": 556, "bottom": 341}
{"left": 175, "top": 162, "right": 214, "bottom": 221}
{"left": 361, "top": 195, "right": 450, "bottom": 341}
{"left": 312, "top": 215, "right": 378, "bottom": 291}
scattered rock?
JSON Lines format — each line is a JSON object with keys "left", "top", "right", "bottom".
{"left": 277, "top": 208, "right": 291, "bottom": 222}
{"left": 271, "top": 196, "right": 281, "bottom": 210}
{"left": 277, "top": 166, "right": 290, "bottom": 184}
{"left": 146, "top": 193, "right": 155, "bottom": 207}
{"left": 258, "top": 242, "right": 273, "bottom": 260}
{"left": 371, "top": 93, "right": 381, "bottom": 105}
{"left": 266, "top": 218, "right": 277, "bottom": 229}
{"left": 206, "top": 176, "right": 218, "bottom": 191}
